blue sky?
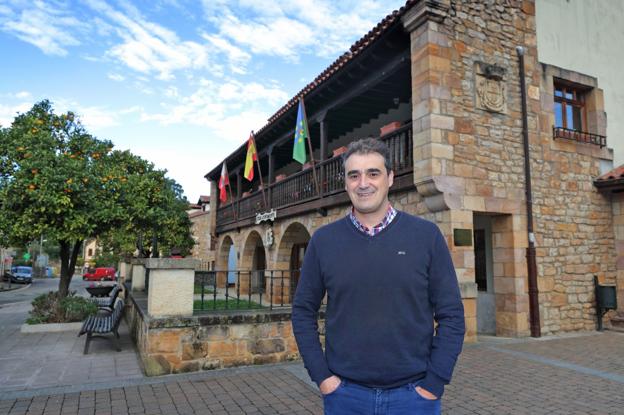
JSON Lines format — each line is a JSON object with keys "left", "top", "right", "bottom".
{"left": 0, "top": 0, "right": 405, "bottom": 202}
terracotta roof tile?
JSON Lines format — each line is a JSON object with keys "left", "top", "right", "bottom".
{"left": 595, "top": 165, "right": 624, "bottom": 182}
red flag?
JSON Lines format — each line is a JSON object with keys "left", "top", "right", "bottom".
{"left": 218, "top": 162, "right": 229, "bottom": 202}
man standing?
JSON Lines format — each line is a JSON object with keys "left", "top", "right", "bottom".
{"left": 292, "top": 138, "right": 465, "bottom": 414}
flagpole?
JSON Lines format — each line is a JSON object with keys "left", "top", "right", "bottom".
{"left": 220, "top": 162, "right": 237, "bottom": 220}
{"left": 300, "top": 97, "right": 321, "bottom": 196}
{"left": 251, "top": 131, "right": 268, "bottom": 209}
{"left": 228, "top": 184, "right": 236, "bottom": 219}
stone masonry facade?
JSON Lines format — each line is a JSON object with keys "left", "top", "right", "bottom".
{"left": 190, "top": 211, "right": 215, "bottom": 264}
{"left": 205, "top": 0, "right": 617, "bottom": 343}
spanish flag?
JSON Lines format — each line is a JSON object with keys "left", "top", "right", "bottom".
{"left": 243, "top": 132, "right": 257, "bottom": 181}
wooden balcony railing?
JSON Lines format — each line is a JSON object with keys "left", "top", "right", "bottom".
{"left": 553, "top": 126, "right": 606, "bottom": 148}
{"left": 217, "top": 122, "right": 413, "bottom": 226}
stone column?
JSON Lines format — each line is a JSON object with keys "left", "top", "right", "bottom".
{"left": 131, "top": 258, "right": 147, "bottom": 292}
{"left": 208, "top": 180, "right": 218, "bottom": 258}
{"left": 118, "top": 259, "right": 132, "bottom": 283}
{"left": 402, "top": 1, "right": 479, "bottom": 341}
{"left": 146, "top": 258, "right": 198, "bottom": 318}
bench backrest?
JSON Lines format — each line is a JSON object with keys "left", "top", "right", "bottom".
{"left": 106, "top": 285, "right": 121, "bottom": 307}
{"left": 111, "top": 298, "right": 125, "bottom": 331}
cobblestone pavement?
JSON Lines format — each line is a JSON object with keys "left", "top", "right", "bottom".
{"left": 1, "top": 331, "right": 623, "bottom": 414}
{"left": 0, "top": 298, "right": 142, "bottom": 392}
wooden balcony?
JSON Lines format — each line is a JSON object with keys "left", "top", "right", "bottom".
{"left": 216, "top": 123, "right": 414, "bottom": 232}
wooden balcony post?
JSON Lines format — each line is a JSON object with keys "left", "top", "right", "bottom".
{"left": 209, "top": 179, "right": 217, "bottom": 236}
{"left": 319, "top": 112, "right": 328, "bottom": 197}
{"left": 236, "top": 169, "right": 242, "bottom": 219}
{"left": 268, "top": 145, "right": 275, "bottom": 209}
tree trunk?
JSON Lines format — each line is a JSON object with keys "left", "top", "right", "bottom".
{"left": 58, "top": 240, "right": 82, "bottom": 298}
{"left": 151, "top": 235, "right": 159, "bottom": 258}
{"left": 136, "top": 233, "right": 149, "bottom": 258}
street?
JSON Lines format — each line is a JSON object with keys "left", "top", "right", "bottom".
{"left": 0, "top": 276, "right": 90, "bottom": 307}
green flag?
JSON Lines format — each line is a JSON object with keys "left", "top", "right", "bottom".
{"left": 293, "top": 98, "right": 308, "bottom": 164}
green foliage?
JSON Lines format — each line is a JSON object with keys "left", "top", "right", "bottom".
{"left": 0, "top": 100, "right": 118, "bottom": 245}
{"left": 97, "top": 159, "right": 195, "bottom": 258}
{"left": 93, "top": 248, "right": 119, "bottom": 267}
{"left": 27, "top": 291, "right": 98, "bottom": 324}
{"left": 1, "top": 100, "right": 194, "bottom": 296}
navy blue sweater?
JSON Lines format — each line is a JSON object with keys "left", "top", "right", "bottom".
{"left": 292, "top": 212, "right": 465, "bottom": 397}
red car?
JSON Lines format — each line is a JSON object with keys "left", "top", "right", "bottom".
{"left": 82, "top": 267, "right": 116, "bottom": 281}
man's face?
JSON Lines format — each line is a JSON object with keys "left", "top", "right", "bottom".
{"left": 344, "top": 152, "right": 394, "bottom": 216}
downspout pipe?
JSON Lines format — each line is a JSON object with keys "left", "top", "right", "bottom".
{"left": 516, "top": 46, "right": 541, "bottom": 337}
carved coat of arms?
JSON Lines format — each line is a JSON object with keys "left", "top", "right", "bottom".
{"left": 476, "top": 74, "right": 507, "bottom": 114}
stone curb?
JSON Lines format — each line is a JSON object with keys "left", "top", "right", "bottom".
{"left": 20, "top": 322, "right": 82, "bottom": 333}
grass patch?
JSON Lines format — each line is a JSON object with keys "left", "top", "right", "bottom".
{"left": 194, "top": 285, "right": 215, "bottom": 295}
{"left": 193, "top": 298, "right": 264, "bottom": 311}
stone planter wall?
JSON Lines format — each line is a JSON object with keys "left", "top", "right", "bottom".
{"left": 126, "top": 292, "right": 323, "bottom": 376}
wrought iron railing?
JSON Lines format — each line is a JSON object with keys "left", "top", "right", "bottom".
{"left": 553, "top": 126, "right": 606, "bottom": 148}
{"left": 216, "top": 123, "right": 413, "bottom": 226}
{"left": 193, "top": 269, "right": 323, "bottom": 312}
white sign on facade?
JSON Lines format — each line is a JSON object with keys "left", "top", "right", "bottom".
{"left": 255, "top": 209, "right": 277, "bottom": 224}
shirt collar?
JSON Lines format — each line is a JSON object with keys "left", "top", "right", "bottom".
{"left": 348, "top": 204, "right": 397, "bottom": 236}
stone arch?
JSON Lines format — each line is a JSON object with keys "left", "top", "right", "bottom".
{"left": 270, "top": 221, "right": 311, "bottom": 304}
{"left": 216, "top": 235, "right": 236, "bottom": 288}
{"left": 239, "top": 229, "right": 267, "bottom": 295}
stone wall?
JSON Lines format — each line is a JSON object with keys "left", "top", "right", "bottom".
{"left": 403, "top": 0, "right": 615, "bottom": 335}
{"left": 190, "top": 211, "right": 215, "bottom": 264}
{"left": 126, "top": 293, "right": 321, "bottom": 376}
{"left": 534, "top": 64, "right": 615, "bottom": 333}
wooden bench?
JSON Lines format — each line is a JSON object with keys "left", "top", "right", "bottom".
{"left": 78, "top": 299, "right": 125, "bottom": 354}
{"left": 92, "top": 285, "right": 121, "bottom": 311}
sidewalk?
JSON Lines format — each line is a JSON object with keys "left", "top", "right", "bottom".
{"left": 1, "top": 294, "right": 624, "bottom": 413}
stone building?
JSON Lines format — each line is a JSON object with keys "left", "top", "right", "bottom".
{"left": 188, "top": 196, "right": 215, "bottom": 265}
{"left": 202, "top": 0, "right": 621, "bottom": 341}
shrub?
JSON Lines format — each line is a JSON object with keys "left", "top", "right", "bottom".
{"left": 27, "top": 291, "right": 98, "bottom": 324}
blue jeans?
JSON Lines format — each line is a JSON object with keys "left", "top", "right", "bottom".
{"left": 323, "top": 379, "right": 441, "bottom": 415}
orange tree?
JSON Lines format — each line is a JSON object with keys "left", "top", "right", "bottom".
{"left": 0, "top": 100, "right": 193, "bottom": 297}
{"left": 97, "top": 151, "right": 194, "bottom": 259}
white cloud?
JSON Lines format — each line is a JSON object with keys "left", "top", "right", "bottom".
{"left": 202, "top": 0, "right": 400, "bottom": 61}
{"left": 139, "top": 79, "right": 288, "bottom": 142}
{"left": 77, "top": 106, "right": 119, "bottom": 130}
{"left": 202, "top": 34, "right": 251, "bottom": 74}
{"left": 0, "top": 102, "right": 32, "bottom": 127}
{"left": 119, "top": 105, "right": 143, "bottom": 114}
{"left": 0, "top": 1, "right": 86, "bottom": 56}
{"left": 107, "top": 73, "right": 125, "bottom": 82}
{"left": 0, "top": 5, "right": 12, "bottom": 16}
{"left": 84, "top": 0, "right": 222, "bottom": 81}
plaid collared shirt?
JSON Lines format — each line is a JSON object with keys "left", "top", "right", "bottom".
{"left": 348, "top": 205, "right": 397, "bottom": 236}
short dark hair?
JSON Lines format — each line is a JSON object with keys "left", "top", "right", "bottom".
{"left": 342, "top": 138, "right": 392, "bottom": 173}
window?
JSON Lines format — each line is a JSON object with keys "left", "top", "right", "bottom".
{"left": 88, "top": 248, "right": 93, "bottom": 256}
{"left": 554, "top": 81, "right": 585, "bottom": 131}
